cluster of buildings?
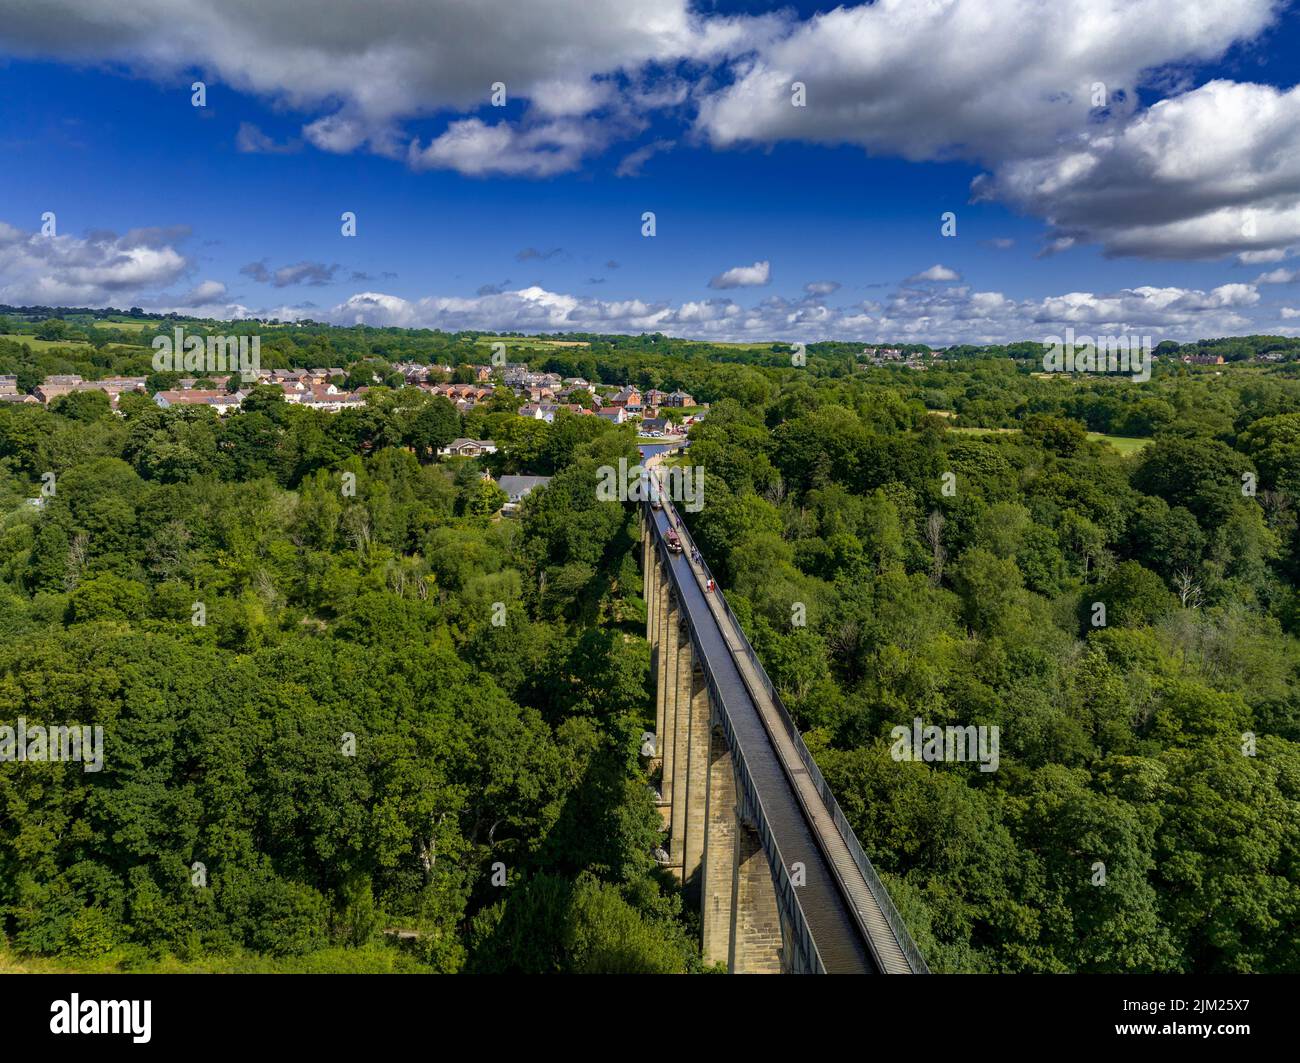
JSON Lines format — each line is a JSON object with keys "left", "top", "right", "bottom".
{"left": 1179, "top": 351, "right": 1294, "bottom": 366}
{"left": 1, "top": 373, "right": 151, "bottom": 406}
{"left": 861, "top": 347, "right": 942, "bottom": 369}
{"left": 424, "top": 382, "right": 496, "bottom": 413}
{"left": 154, "top": 378, "right": 368, "bottom": 413}
{"left": 7, "top": 359, "right": 705, "bottom": 435}
{"left": 499, "top": 364, "right": 560, "bottom": 390}
{"left": 394, "top": 360, "right": 702, "bottom": 435}
{"left": 510, "top": 381, "right": 700, "bottom": 434}
{"left": 4, "top": 369, "right": 369, "bottom": 415}
{"left": 170, "top": 367, "right": 369, "bottom": 413}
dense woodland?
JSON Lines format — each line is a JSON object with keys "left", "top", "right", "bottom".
{"left": 682, "top": 376, "right": 1300, "bottom": 973}
{"left": 0, "top": 353, "right": 697, "bottom": 972}
{"left": 1, "top": 316, "right": 1298, "bottom": 972}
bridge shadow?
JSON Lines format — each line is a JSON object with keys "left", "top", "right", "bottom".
{"left": 465, "top": 736, "right": 691, "bottom": 972}
{"left": 536, "top": 506, "right": 643, "bottom": 632}
{"left": 465, "top": 501, "right": 700, "bottom": 971}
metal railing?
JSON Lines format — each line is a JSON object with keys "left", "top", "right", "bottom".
{"left": 650, "top": 526, "right": 825, "bottom": 974}
{"left": 646, "top": 468, "right": 929, "bottom": 974}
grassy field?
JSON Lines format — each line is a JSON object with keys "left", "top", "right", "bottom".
{"left": 1086, "top": 431, "right": 1152, "bottom": 455}
{"left": 0, "top": 334, "right": 146, "bottom": 354}
{"left": 475, "top": 336, "right": 590, "bottom": 349}
{"left": 483, "top": 337, "right": 779, "bottom": 350}
{"left": 705, "top": 340, "right": 782, "bottom": 350}
{"left": 950, "top": 425, "right": 1152, "bottom": 455}
{"left": 0, "top": 333, "right": 92, "bottom": 351}
{"left": 94, "top": 319, "right": 155, "bottom": 331}
{"left": 949, "top": 426, "right": 1016, "bottom": 435}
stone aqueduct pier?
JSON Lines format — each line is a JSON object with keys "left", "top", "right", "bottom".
{"left": 639, "top": 469, "right": 928, "bottom": 975}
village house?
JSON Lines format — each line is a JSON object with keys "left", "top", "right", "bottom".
{"left": 153, "top": 390, "right": 244, "bottom": 415}
{"left": 640, "top": 417, "right": 673, "bottom": 437}
{"left": 35, "top": 383, "right": 80, "bottom": 403}
{"left": 518, "top": 403, "right": 560, "bottom": 423}
{"left": 438, "top": 438, "right": 498, "bottom": 458}
{"left": 92, "top": 376, "right": 149, "bottom": 394}
{"left": 34, "top": 375, "right": 84, "bottom": 404}
{"left": 79, "top": 377, "right": 150, "bottom": 409}
{"left": 303, "top": 386, "right": 365, "bottom": 411}
{"left": 607, "top": 385, "right": 642, "bottom": 412}
{"left": 507, "top": 370, "right": 562, "bottom": 392}
{"left": 30, "top": 374, "right": 147, "bottom": 405}
{"left": 0, "top": 376, "right": 37, "bottom": 404}
{"left": 392, "top": 362, "right": 429, "bottom": 384}
{"left": 496, "top": 474, "right": 552, "bottom": 515}
{"left": 427, "top": 383, "right": 493, "bottom": 406}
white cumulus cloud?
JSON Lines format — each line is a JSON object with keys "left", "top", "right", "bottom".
{"left": 0, "top": 221, "right": 191, "bottom": 305}
{"left": 708, "top": 260, "right": 771, "bottom": 289}
{"left": 905, "top": 264, "right": 962, "bottom": 283}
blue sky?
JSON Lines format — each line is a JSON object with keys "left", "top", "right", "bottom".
{"left": 2, "top": 0, "right": 1300, "bottom": 344}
